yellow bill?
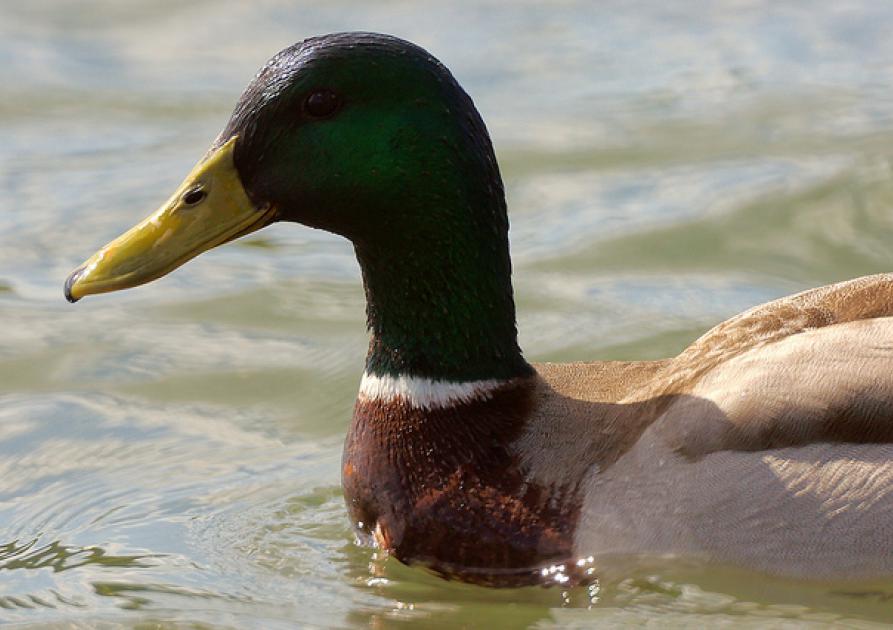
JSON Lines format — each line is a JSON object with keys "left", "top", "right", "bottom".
{"left": 64, "top": 136, "right": 277, "bottom": 302}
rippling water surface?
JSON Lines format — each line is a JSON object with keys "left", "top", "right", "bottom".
{"left": 4, "top": 1, "right": 893, "bottom": 627}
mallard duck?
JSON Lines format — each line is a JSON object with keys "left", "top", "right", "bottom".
{"left": 65, "top": 33, "right": 893, "bottom": 587}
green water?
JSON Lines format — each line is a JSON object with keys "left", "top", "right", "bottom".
{"left": 3, "top": 1, "right": 893, "bottom": 627}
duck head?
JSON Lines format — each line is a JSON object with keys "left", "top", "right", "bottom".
{"left": 66, "top": 32, "right": 529, "bottom": 382}
{"left": 65, "top": 32, "right": 505, "bottom": 300}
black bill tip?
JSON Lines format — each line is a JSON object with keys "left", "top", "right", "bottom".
{"left": 64, "top": 266, "right": 84, "bottom": 303}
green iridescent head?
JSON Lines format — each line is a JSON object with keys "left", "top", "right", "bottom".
{"left": 222, "top": 33, "right": 505, "bottom": 239}
{"left": 66, "top": 33, "right": 531, "bottom": 381}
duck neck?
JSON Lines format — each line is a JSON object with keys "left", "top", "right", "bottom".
{"left": 353, "top": 197, "right": 532, "bottom": 385}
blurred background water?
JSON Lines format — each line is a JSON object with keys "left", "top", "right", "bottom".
{"left": 3, "top": 0, "right": 893, "bottom": 627}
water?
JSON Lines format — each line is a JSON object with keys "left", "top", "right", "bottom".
{"left": 3, "top": 1, "right": 893, "bottom": 626}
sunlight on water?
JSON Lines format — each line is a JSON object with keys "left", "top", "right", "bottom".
{"left": 3, "top": 0, "right": 893, "bottom": 627}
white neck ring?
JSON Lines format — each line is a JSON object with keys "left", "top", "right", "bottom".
{"left": 358, "top": 372, "right": 510, "bottom": 409}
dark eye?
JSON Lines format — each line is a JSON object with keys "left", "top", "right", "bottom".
{"left": 304, "top": 90, "right": 341, "bottom": 119}
{"left": 182, "top": 186, "right": 207, "bottom": 206}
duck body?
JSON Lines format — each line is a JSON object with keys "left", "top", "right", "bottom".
{"left": 345, "top": 273, "right": 893, "bottom": 585}
{"left": 65, "top": 33, "right": 893, "bottom": 587}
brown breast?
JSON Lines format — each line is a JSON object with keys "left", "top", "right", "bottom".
{"left": 342, "top": 379, "right": 588, "bottom": 586}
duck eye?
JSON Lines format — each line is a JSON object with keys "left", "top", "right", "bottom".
{"left": 182, "top": 186, "right": 207, "bottom": 206}
{"left": 304, "top": 90, "right": 340, "bottom": 119}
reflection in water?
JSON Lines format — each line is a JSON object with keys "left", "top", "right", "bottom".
{"left": 3, "top": 0, "right": 893, "bottom": 627}
{"left": 0, "top": 538, "right": 148, "bottom": 612}
{"left": 0, "top": 538, "right": 148, "bottom": 573}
